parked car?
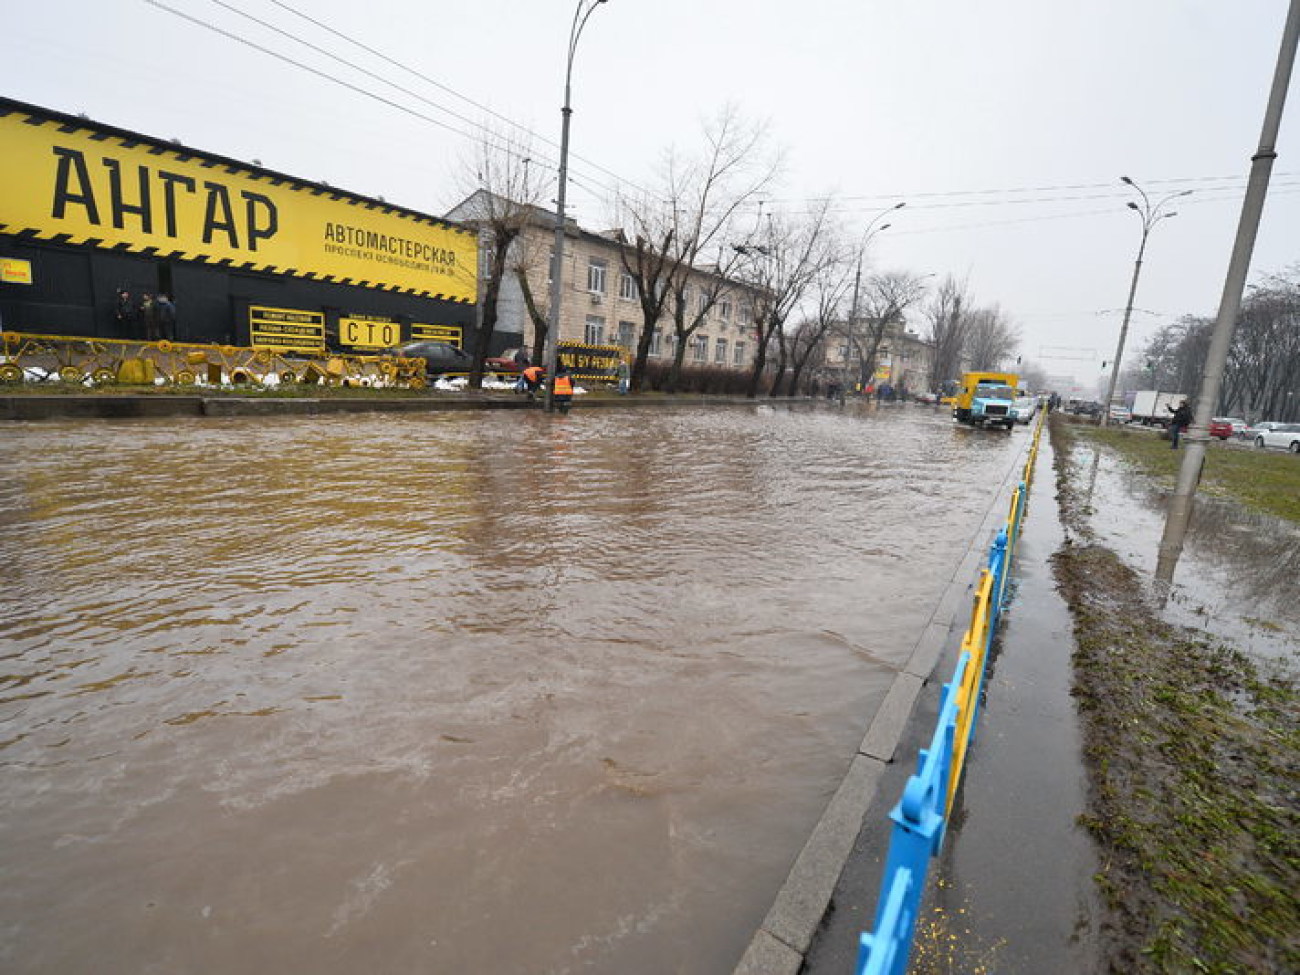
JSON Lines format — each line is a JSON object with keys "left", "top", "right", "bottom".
{"left": 1208, "top": 417, "right": 1246, "bottom": 440}
{"left": 1253, "top": 422, "right": 1300, "bottom": 453}
{"left": 1012, "top": 395, "right": 1039, "bottom": 424}
{"left": 1241, "top": 420, "right": 1283, "bottom": 441}
{"left": 394, "top": 340, "right": 471, "bottom": 377}
{"left": 485, "top": 347, "right": 528, "bottom": 373}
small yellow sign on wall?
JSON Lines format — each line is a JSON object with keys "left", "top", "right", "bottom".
{"left": 1, "top": 258, "right": 33, "bottom": 285}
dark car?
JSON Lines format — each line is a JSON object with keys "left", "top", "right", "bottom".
{"left": 396, "top": 341, "right": 471, "bottom": 377}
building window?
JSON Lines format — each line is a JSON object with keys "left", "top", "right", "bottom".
{"left": 733, "top": 341, "right": 746, "bottom": 366}
{"left": 650, "top": 327, "right": 663, "bottom": 357}
{"left": 719, "top": 295, "right": 732, "bottom": 321}
{"left": 585, "top": 315, "right": 605, "bottom": 345}
{"left": 715, "top": 337, "right": 728, "bottom": 363}
{"left": 587, "top": 259, "right": 607, "bottom": 294}
{"left": 692, "top": 334, "right": 709, "bottom": 363}
{"left": 618, "top": 320, "right": 636, "bottom": 349}
{"left": 698, "top": 290, "right": 709, "bottom": 316}
{"left": 619, "top": 272, "right": 637, "bottom": 301}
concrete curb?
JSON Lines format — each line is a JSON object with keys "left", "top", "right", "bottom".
{"left": 731, "top": 436, "right": 1030, "bottom": 975}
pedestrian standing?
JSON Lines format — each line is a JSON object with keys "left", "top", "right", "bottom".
{"left": 155, "top": 294, "right": 176, "bottom": 341}
{"left": 140, "top": 293, "right": 158, "bottom": 341}
{"left": 114, "top": 289, "right": 137, "bottom": 337}
{"left": 616, "top": 357, "right": 630, "bottom": 395}
{"left": 1167, "top": 399, "right": 1193, "bottom": 449}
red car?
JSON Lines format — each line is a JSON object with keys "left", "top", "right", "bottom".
{"left": 1208, "top": 417, "right": 1244, "bottom": 440}
{"left": 484, "top": 347, "right": 528, "bottom": 373}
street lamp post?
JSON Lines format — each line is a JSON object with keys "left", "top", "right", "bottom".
{"left": 543, "top": 0, "right": 608, "bottom": 412}
{"left": 843, "top": 202, "right": 904, "bottom": 398}
{"left": 1099, "top": 177, "right": 1190, "bottom": 427}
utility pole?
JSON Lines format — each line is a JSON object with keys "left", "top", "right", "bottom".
{"left": 542, "top": 0, "right": 608, "bottom": 412}
{"left": 1156, "top": 0, "right": 1300, "bottom": 583}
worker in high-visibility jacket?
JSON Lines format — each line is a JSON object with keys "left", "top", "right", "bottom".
{"left": 521, "top": 364, "right": 545, "bottom": 400}
{"left": 553, "top": 365, "right": 574, "bottom": 413}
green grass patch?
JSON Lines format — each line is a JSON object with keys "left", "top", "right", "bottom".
{"left": 1062, "top": 419, "right": 1300, "bottom": 524}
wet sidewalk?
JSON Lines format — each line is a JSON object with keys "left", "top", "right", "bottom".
{"left": 796, "top": 433, "right": 1102, "bottom": 973}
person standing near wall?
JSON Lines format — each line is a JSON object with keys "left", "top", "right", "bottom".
{"left": 155, "top": 294, "right": 176, "bottom": 341}
{"left": 140, "top": 293, "right": 158, "bottom": 341}
{"left": 114, "top": 289, "right": 136, "bottom": 337}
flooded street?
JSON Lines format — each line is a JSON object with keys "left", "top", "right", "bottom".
{"left": 1, "top": 404, "right": 1029, "bottom": 974}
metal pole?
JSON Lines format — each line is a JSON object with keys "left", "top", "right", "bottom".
{"left": 1157, "top": 0, "right": 1300, "bottom": 583}
{"left": 543, "top": 0, "right": 607, "bottom": 412}
{"left": 1100, "top": 229, "right": 1147, "bottom": 427}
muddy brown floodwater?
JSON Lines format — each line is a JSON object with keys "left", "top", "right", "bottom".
{"left": 0, "top": 404, "right": 1028, "bottom": 974}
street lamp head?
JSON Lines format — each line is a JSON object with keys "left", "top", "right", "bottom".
{"left": 1127, "top": 201, "right": 1140, "bottom": 211}
{"left": 878, "top": 223, "right": 891, "bottom": 232}
{"left": 1120, "top": 175, "right": 1134, "bottom": 186}
{"left": 893, "top": 202, "right": 906, "bottom": 210}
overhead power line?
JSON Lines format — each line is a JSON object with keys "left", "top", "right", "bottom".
{"left": 144, "top": 0, "right": 646, "bottom": 204}
{"left": 261, "top": 0, "right": 648, "bottom": 198}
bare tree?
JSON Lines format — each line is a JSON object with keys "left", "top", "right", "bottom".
{"left": 786, "top": 243, "right": 854, "bottom": 395}
{"left": 964, "top": 304, "right": 1020, "bottom": 371}
{"left": 924, "top": 276, "right": 971, "bottom": 393}
{"left": 846, "top": 270, "right": 930, "bottom": 391}
{"left": 454, "top": 131, "right": 546, "bottom": 387}
{"left": 734, "top": 200, "right": 837, "bottom": 399}
{"left": 616, "top": 106, "right": 780, "bottom": 393}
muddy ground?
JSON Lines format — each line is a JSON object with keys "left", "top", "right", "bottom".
{"left": 1049, "top": 417, "right": 1298, "bottom": 973}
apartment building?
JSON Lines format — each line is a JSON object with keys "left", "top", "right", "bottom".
{"left": 448, "top": 190, "right": 761, "bottom": 369}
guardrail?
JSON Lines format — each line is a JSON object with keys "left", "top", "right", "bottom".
{"left": 0, "top": 331, "right": 428, "bottom": 389}
{"left": 856, "top": 410, "right": 1045, "bottom": 975}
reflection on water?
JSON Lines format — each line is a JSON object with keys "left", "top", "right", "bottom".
{"left": 0, "top": 404, "right": 1027, "bottom": 974}
{"left": 1068, "top": 443, "right": 1300, "bottom": 666}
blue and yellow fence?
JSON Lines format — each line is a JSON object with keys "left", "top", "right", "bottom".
{"left": 856, "top": 411, "right": 1045, "bottom": 975}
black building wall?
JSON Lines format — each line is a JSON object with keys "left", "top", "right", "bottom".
{"left": 1, "top": 235, "right": 487, "bottom": 352}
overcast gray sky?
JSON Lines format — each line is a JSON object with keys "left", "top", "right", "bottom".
{"left": 7, "top": 1, "right": 1298, "bottom": 387}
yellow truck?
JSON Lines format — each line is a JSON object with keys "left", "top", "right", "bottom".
{"left": 952, "top": 371, "right": 1020, "bottom": 430}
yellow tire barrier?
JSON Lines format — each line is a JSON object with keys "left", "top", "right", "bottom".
{"left": 0, "top": 333, "right": 430, "bottom": 390}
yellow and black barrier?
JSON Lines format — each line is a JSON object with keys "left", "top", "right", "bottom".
{"left": 0, "top": 331, "right": 428, "bottom": 389}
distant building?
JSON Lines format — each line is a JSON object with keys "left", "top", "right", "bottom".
{"left": 820, "top": 317, "right": 934, "bottom": 394}
{"left": 447, "top": 190, "right": 763, "bottom": 369}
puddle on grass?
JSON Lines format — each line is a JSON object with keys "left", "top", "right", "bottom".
{"left": 1070, "top": 442, "right": 1299, "bottom": 667}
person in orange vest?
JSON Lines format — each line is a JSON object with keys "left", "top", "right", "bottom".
{"left": 553, "top": 364, "right": 574, "bottom": 413}
{"left": 520, "top": 364, "right": 545, "bottom": 400}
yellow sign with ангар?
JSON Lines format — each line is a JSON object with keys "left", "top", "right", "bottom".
{"left": 0, "top": 103, "right": 478, "bottom": 301}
